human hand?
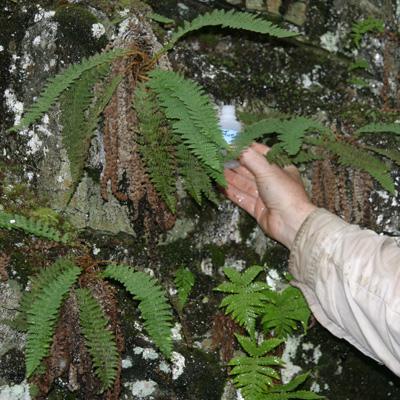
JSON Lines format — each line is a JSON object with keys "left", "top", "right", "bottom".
{"left": 224, "top": 143, "right": 316, "bottom": 249}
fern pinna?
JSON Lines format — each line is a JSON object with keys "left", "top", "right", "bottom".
{"left": 174, "top": 267, "right": 195, "bottom": 312}
{"left": 102, "top": 264, "right": 173, "bottom": 357}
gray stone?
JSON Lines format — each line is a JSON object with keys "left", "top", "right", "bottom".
{"left": 245, "top": 0, "right": 265, "bottom": 11}
{"left": 285, "top": 1, "right": 307, "bottom": 26}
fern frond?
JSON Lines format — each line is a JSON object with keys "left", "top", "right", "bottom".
{"left": 229, "top": 117, "right": 325, "bottom": 159}
{"left": 60, "top": 64, "right": 109, "bottom": 194}
{"left": 103, "top": 264, "right": 173, "bottom": 357}
{"left": 148, "top": 69, "right": 226, "bottom": 185}
{"left": 0, "top": 211, "right": 71, "bottom": 243}
{"left": 229, "top": 334, "right": 283, "bottom": 398}
{"left": 356, "top": 122, "right": 400, "bottom": 136}
{"left": 351, "top": 17, "right": 384, "bottom": 48}
{"left": 177, "top": 143, "right": 219, "bottom": 205}
{"left": 261, "top": 286, "right": 310, "bottom": 338}
{"left": 364, "top": 146, "right": 400, "bottom": 166}
{"left": 263, "top": 372, "right": 324, "bottom": 399}
{"left": 134, "top": 83, "right": 177, "bottom": 212}
{"left": 164, "top": 9, "right": 296, "bottom": 52}
{"left": 174, "top": 267, "right": 195, "bottom": 311}
{"left": 25, "top": 259, "right": 80, "bottom": 376}
{"left": 324, "top": 140, "right": 395, "bottom": 193}
{"left": 214, "top": 266, "right": 268, "bottom": 337}
{"left": 76, "top": 288, "right": 119, "bottom": 392}
{"left": 10, "top": 48, "right": 126, "bottom": 132}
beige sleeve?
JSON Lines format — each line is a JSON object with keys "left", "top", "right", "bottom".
{"left": 289, "top": 208, "right": 400, "bottom": 376}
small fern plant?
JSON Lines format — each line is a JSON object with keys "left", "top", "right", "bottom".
{"left": 20, "top": 258, "right": 173, "bottom": 393}
{"left": 174, "top": 267, "right": 195, "bottom": 312}
{"left": 215, "top": 266, "right": 321, "bottom": 400}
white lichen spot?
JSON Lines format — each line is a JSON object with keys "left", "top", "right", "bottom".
{"left": 171, "top": 351, "right": 185, "bottom": 380}
{"left": 281, "top": 335, "right": 303, "bottom": 383}
{"left": 171, "top": 322, "right": 182, "bottom": 341}
{"left": 121, "top": 357, "right": 133, "bottom": 369}
{"left": 32, "top": 35, "right": 41, "bottom": 46}
{"left": 9, "top": 220, "right": 16, "bottom": 224}
{"left": 26, "top": 172, "right": 34, "bottom": 181}
{"left": 0, "top": 45, "right": 4, "bottom": 52}
{"left": 310, "top": 382, "right": 321, "bottom": 393}
{"left": 124, "top": 380, "right": 157, "bottom": 398}
{"left": 312, "top": 345, "right": 322, "bottom": 364}
{"left": 301, "top": 73, "right": 313, "bottom": 89}
{"left": 4, "top": 88, "right": 24, "bottom": 126}
{"left": 142, "top": 348, "right": 159, "bottom": 360}
{"left": 223, "top": 258, "right": 246, "bottom": 272}
{"left": 143, "top": 268, "right": 154, "bottom": 277}
{"left": 34, "top": 7, "right": 55, "bottom": 23}
{"left": 320, "top": 31, "right": 340, "bottom": 52}
{"left": 169, "top": 287, "right": 178, "bottom": 296}
{"left": 118, "top": 8, "right": 130, "bottom": 17}
{"left": 92, "top": 245, "right": 101, "bottom": 256}
{"left": 159, "top": 361, "right": 171, "bottom": 374}
{"left": 236, "top": 390, "right": 245, "bottom": 400}
{"left": 200, "top": 258, "right": 213, "bottom": 276}
{"left": 0, "top": 382, "right": 31, "bottom": 400}
{"left": 266, "top": 269, "right": 282, "bottom": 291}
{"left": 91, "top": 23, "right": 106, "bottom": 39}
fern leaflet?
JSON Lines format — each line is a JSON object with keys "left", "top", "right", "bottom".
{"left": 148, "top": 69, "right": 226, "bottom": 185}
{"left": 351, "top": 17, "right": 384, "bottom": 48}
{"left": 25, "top": 259, "right": 80, "bottom": 376}
{"left": 134, "top": 82, "right": 177, "bottom": 212}
{"left": 214, "top": 266, "right": 268, "bottom": 338}
{"left": 76, "top": 288, "right": 119, "bottom": 392}
{"left": 177, "top": 143, "right": 219, "bottom": 205}
{"left": 103, "top": 264, "right": 173, "bottom": 357}
{"left": 10, "top": 48, "right": 126, "bottom": 132}
{"left": 356, "top": 122, "right": 400, "bottom": 136}
{"left": 174, "top": 267, "right": 195, "bottom": 311}
{"left": 229, "top": 334, "right": 284, "bottom": 398}
{"left": 262, "top": 286, "right": 310, "bottom": 338}
{"left": 229, "top": 117, "right": 325, "bottom": 159}
{"left": 364, "top": 146, "right": 400, "bottom": 166}
{"left": 164, "top": 9, "right": 296, "bottom": 52}
{"left": 0, "top": 211, "right": 71, "bottom": 243}
{"left": 324, "top": 140, "right": 395, "bottom": 193}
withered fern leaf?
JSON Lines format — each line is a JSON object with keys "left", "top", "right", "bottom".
{"left": 10, "top": 48, "right": 126, "bottom": 132}
{"left": 0, "top": 211, "right": 71, "bottom": 244}
{"left": 103, "top": 264, "right": 173, "bottom": 357}
{"left": 25, "top": 259, "right": 80, "bottom": 377}
{"left": 76, "top": 288, "right": 119, "bottom": 392}
{"left": 134, "top": 82, "right": 177, "bottom": 212}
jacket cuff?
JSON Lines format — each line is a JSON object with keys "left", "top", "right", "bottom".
{"left": 288, "top": 208, "right": 349, "bottom": 286}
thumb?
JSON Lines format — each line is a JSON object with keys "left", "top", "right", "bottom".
{"left": 240, "top": 147, "right": 282, "bottom": 179}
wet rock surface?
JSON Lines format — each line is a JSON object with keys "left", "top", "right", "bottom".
{"left": 1, "top": 0, "right": 400, "bottom": 399}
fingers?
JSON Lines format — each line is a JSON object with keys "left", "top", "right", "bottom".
{"left": 224, "top": 183, "right": 257, "bottom": 217}
{"left": 240, "top": 147, "right": 282, "bottom": 179}
{"left": 250, "top": 142, "right": 270, "bottom": 155}
{"left": 225, "top": 169, "right": 258, "bottom": 198}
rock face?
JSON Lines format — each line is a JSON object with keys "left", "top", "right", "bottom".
{"left": 1, "top": 0, "right": 400, "bottom": 399}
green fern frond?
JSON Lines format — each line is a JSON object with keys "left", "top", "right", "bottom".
{"left": 60, "top": 64, "right": 109, "bottom": 193}
{"left": 356, "top": 122, "right": 400, "bottom": 136}
{"left": 0, "top": 211, "right": 71, "bottom": 243}
{"left": 25, "top": 259, "right": 81, "bottom": 377}
{"left": 214, "top": 266, "right": 268, "bottom": 338}
{"left": 164, "top": 9, "right": 296, "bottom": 52}
{"left": 10, "top": 48, "right": 126, "bottom": 132}
{"left": 177, "top": 143, "right": 219, "bottom": 205}
{"left": 174, "top": 267, "right": 195, "bottom": 312}
{"left": 364, "top": 146, "right": 400, "bottom": 166}
{"left": 103, "top": 264, "right": 173, "bottom": 357}
{"left": 229, "top": 334, "right": 284, "bottom": 398}
{"left": 148, "top": 70, "right": 226, "bottom": 186}
{"left": 76, "top": 288, "right": 119, "bottom": 392}
{"left": 261, "top": 286, "right": 310, "bottom": 338}
{"left": 262, "top": 372, "right": 324, "bottom": 399}
{"left": 351, "top": 17, "right": 384, "bottom": 48}
{"left": 148, "top": 13, "right": 175, "bottom": 25}
{"left": 135, "top": 83, "right": 177, "bottom": 212}
{"left": 229, "top": 117, "right": 325, "bottom": 159}
{"left": 324, "top": 140, "right": 395, "bottom": 193}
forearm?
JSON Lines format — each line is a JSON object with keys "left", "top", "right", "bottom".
{"left": 289, "top": 208, "right": 400, "bottom": 376}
